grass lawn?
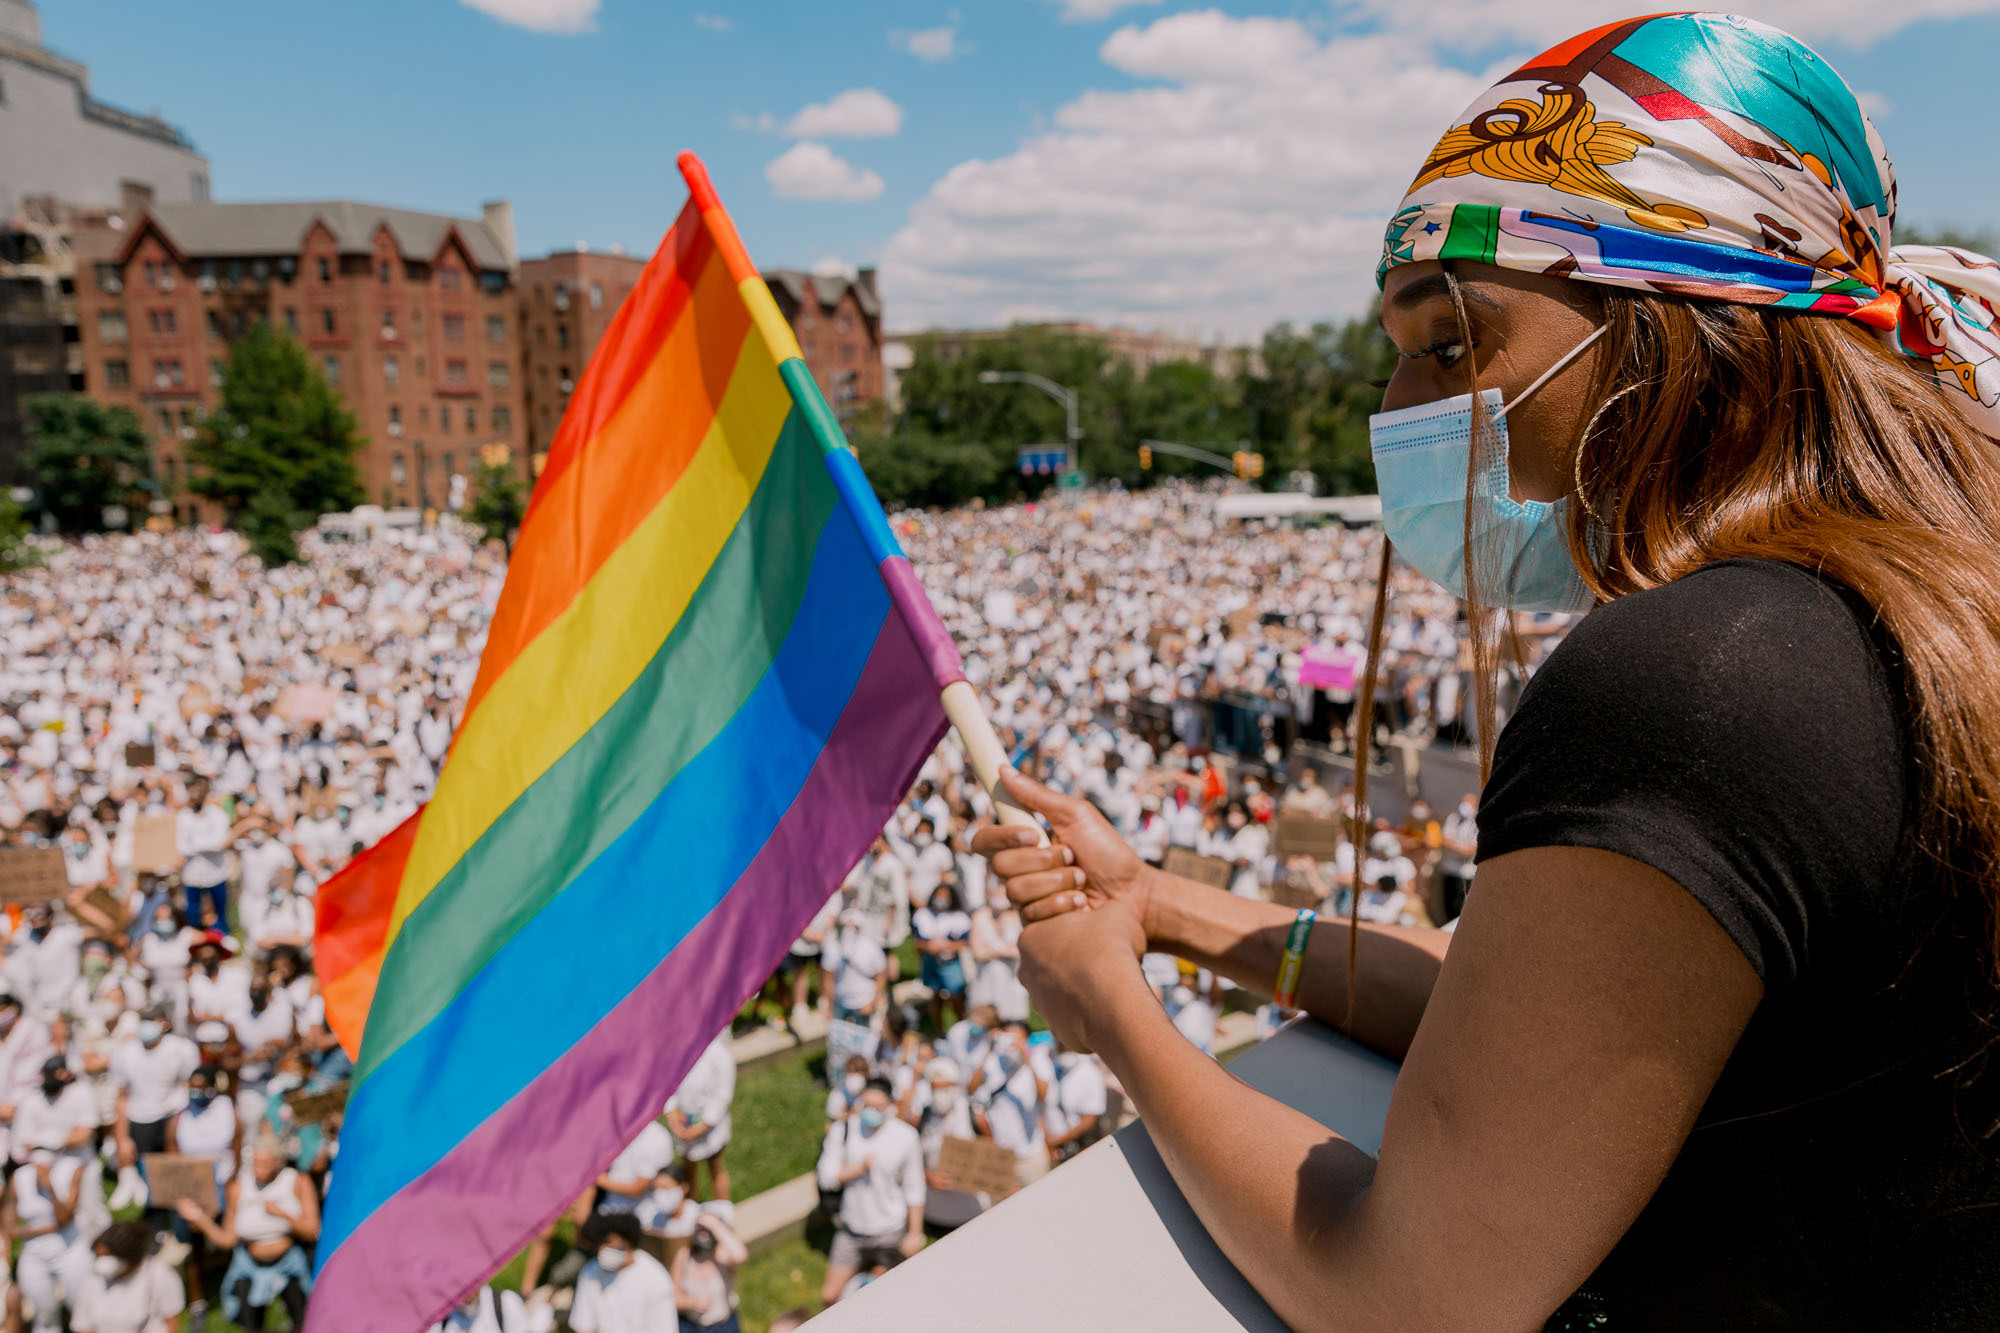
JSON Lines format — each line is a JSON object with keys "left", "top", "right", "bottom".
{"left": 736, "top": 1235, "right": 829, "bottom": 1332}
{"left": 728, "top": 1046, "right": 830, "bottom": 1201}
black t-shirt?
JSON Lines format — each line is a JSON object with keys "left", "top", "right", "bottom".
{"left": 1478, "top": 558, "right": 2000, "bottom": 1331}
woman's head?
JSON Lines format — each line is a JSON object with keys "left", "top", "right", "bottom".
{"left": 928, "top": 882, "right": 961, "bottom": 915}
{"left": 92, "top": 1220, "right": 152, "bottom": 1278}
{"left": 1375, "top": 13, "right": 2000, "bottom": 949}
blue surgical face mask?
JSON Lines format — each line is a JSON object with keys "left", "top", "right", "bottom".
{"left": 1368, "top": 325, "right": 1607, "bottom": 615}
{"left": 858, "top": 1107, "right": 886, "bottom": 1133}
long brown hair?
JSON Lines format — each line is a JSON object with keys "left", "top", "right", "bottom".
{"left": 1449, "top": 270, "right": 2000, "bottom": 962}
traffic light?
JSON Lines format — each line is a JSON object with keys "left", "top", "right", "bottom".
{"left": 1246, "top": 451, "right": 1264, "bottom": 479}
{"left": 1233, "top": 449, "right": 1249, "bottom": 479}
{"left": 1138, "top": 445, "right": 1153, "bottom": 470}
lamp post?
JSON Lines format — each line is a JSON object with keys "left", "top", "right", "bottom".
{"left": 978, "top": 370, "right": 1080, "bottom": 471}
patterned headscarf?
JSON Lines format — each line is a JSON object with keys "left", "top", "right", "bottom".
{"left": 1378, "top": 12, "right": 2000, "bottom": 440}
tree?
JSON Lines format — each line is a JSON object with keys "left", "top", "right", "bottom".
{"left": 0, "top": 495, "right": 34, "bottom": 572}
{"left": 466, "top": 457, "right": 529, "bottom": 551}
{"left": 241, "top": 487, "right": 304, "bottom": 567}
{"left": 188, "top": 323, "right": 365, "bottom": 524}
{"left": 21, "top": 395, "right": 151, "bottom": 532}
{"left": 1242, "top": 308, "right": 1394, "bottom": 494}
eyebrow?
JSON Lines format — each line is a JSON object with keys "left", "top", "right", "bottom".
{"left": 1381, "top": 271, "right": 1502, "bottom": 323}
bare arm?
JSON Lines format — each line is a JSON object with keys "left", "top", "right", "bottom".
{"left": 1019, "top": 845, "right": 1761, "bottom": 1332}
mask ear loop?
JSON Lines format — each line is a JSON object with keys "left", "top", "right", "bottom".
{"left": 1492, "top": 323, "right": 1608, "bottom": 424}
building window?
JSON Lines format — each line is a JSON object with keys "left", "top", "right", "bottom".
{"left": 841, "top": 344, "right": 855, "bottom": 364}
{"left": 98, "top": 311, "right": 128, "bottom": 343}
{"left": 389, "top": 404, "right": 401, "bottom": 429}
{"left": 207, "top": 311, "right": 225, "bottom": 340}
{"left": 381, "top": 309, "right": 396, "bottom": 337}
{"left": 488, "top": 361, "right": 510, "bottom": 388}
{"left": 589, "top": 282, "right": 603, "bottom": 310}
{"left": 164, "top": 457, "right": 177, "bottom": 484}
{"left": 199, "top": 260, "right": 217, "bottom": 286}
{"left": 464, "top": 405, "right": 476, "bottom": 430}
{"left": 481, "top": 271, "right": 503, "bottom": 294}
{"left": 439, "top": 404, "right": 451, "bottom": 433}
{"left": 317, "top": 257, "right": 331, "bottom": 283}
{"left": 412, "top": 309, "right": 424, "bottom": 335}
{"left": 94, "top": 263, "right": 122, "bottom": 293}
{"left": 103, "top": 359, "right": 129, "bottom": 388}
{"left": 492, "top": 404, "right": 511, "bottom": 433}
{"left": 324, "top": 356, "right": 341, "bottom": 385}
{"left": 440, "top": 267, "right": 462, "bottom": 292}
{"left": 392, "top": 454, "right": 406, "bottom": 485}
{"left": 553, "top": 283, "right": 569, "bottom": 311}
{"left": 486, "top": 315, "right": 506, "bottom": 344}
{"left": 283, "top": 307, "right": 298, "bottom": 335}
{"left": 384, "top": 355, "right": 399, "bottom": 386}
{"left": 320, "top": 308, "right": 336, "bottom": 335}
{"left": 443, "top": 314, "right": 465, "bottom": 342}
{"left": 556, "top": 324, "right": 569, "bottom": 351}
{"left": 156, "top": 408, "right": 172, "bottom": 434}
{"left": 838, "top": 313, "right": 854, "bottom": 334}
{"left": 251, "top": 260, "right": 269, "bottom": 282}
{"left": 143, "top": 261, "right": 156, "bottom": 288}
{"left": 178, "top": 407, "right": 194, "bottom": 430}
{"left": 443, "top": 451, "right": 455, "bottom": 481}
{"left": 446, "top": 360, "right": 468, "bottom": 387}
{"left": 559, "top": 365, "right": 573, "bottom": 394}
{"left": 801, "top": 312, "right": 816, "bottom": 333}
{"left": 232, "top": 309, "right": 248, "bottom": 335}
{"left": 209, "top": 359, "right": 224, "bottom": 387}
{"left": 147, "top": 310, "right": 161, "bottom": 335}
{"left": 379, "top": 259, "right": 392, "bottom": 284}
{"left": 152, "top": 359, "right": 184, "bottom": 388}
{"left": 163, "top": 309, "right": 178, "bottom": 335}
{"left": 227, "top": 259, "right": 244, "bottom": 285}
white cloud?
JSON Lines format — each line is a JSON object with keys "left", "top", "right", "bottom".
{"left": 1855, "top": 89, "right": 1894, "bottom": 121}
{"left": 766, "top": 142, "right": 885, "bottom": 203}
{"left": 456, "top": 0, "right": 597, "bottom": 34}
{"left": 730, "top": 110, "right": 777, "bottom": 133}
{"left": 882, "top": 4, "right": 2000, "bottom": 335}
{"left": 693, "top": 12, "right": 731, "bottom": 32}
{"left": 783, "top": 88, "right": 905, "bottom": 139}
{"left": 1049, "top": 0, "right": 1161, "bottom": 21}
{"left": 893, "top": 24, "right": 960, "bottom": 62}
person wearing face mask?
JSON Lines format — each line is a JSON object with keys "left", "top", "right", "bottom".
{"left": 184, "top": 931, "right": 248, "bottom": 1027}
{"left": 824, "top": 1054, "right": 873, "bottom": 1124}
{"left": 175, "top": 1139, "right": 316, "bottom": 1330}
{"left": 967, "top": 889, "right": 1030, "bottom": 1025}
{"left": 568, "top": 1211, "right": 677, "bottom": 1333}
{"left": 172, "top": 777, "right": 230, "bottom": 933}
{"left": 941, "top": 1003, "right": 998, "bottom": 1086}
{"left": 227, "top": 968, "right": 295, "bottom": 1129}
{"left": 134, "top": 905, "right": 193, "bottom": 1020}
{"left": 899, "top": 816, "right": 956, "bottom": 915}
{"left": 912, "top": 881, "right": 972, "bottom": 1033}
{"left": 815, "top": 1078, "right": 925, "bottom": 1307}
{"left": 427, "top": 1284, "right": 550, "bottom": 1333}
{"left": 974, "top": 13, "right": 2000, "bottom": 1329}
{"left": 828, "top": 910, "right": 886, "bottom": 1027}
{"left": 670, "top": 1212, "right": 747, "bottom": 1333}
{"left": 0, "top": 990, "right": 55, "bottom": 1168}
{"left": 4, "top": 1147, "right": 91, "bottom": 1333}
{"left": 1210, "top": 799, "right": 1268, "bottom": 901}
{"left": 1438, "top": 791, "right": 1479, "bottom": 924}
{"left": 6, "top": 903, "right": 83, "bottom": 1024}
{"left": 67, "top": 1221, "right": 185, "bottom": 1333}
{"left": 109, "top": 1005, "right": 197, "bottom": 1212}
{"left": 665, "top": 1029, "right": 736, "bottom": 1202}
{"left": 968, "top": 1019, "right": 1055, "bottom": 1187}
{"left": 1043, "top": 1043, "right": 1109, "bottom": 1165}
{"left": 164, "top": 1066, "right": 236, "bottom": 1326}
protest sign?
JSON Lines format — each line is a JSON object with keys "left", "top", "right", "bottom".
{"left": 939, "top": 1136, "right": 1020, "bottom": 1199}
{"left": 825, "top": 1018, "right": 879, "bottom": 1073}
{"left": 1161, "top": 848, "right": 1233, "bottom": 892}
{"left": 275, "top": 684, "right": 337, "bottom": 726}
{"left": 124, "top": 742, "right": 156, "bottom": 768}
{"left": 1275, "top": 816, "right": 1343, "bottom": 861}
{"left": 1298, "top": 644, "right": 1357, "bottom": 694}
{"left": 0, "top": 849, "right": 66, "bottom": 904}
{"left": 284, "top": 1082, "right": 350, "bottom": 1124}
{"left": 322, "top": 642, "right": 365, "bottom": 669}
{"left": 133, "top": 813, "right": 177, "bottom": 874}
{"left": 143, "top": 1154, "right": 216, "bottom": 1215}
{"left": 1271, "top": 875, "right": 1323, "bottom": 911}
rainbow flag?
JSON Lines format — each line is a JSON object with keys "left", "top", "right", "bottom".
{"left": 305, "top": 153, "right": 963, "bottom": 1331}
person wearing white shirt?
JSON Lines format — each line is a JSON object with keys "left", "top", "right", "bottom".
{"left": 229, "top": 977, "right": 294, "bottom": 1127}
{"left": 175, "top": 779, "right": 231, "bottom": 931}
{"left": 569, "top": 1212, "right": 677, "bottom": 1333}
{"left": 594, "top": 1119, "right": 675, "bottom": 1218}
{"left": 184, "top": 934, "right": 250, "bottom": 1025}
{"left": 239, "top": 878, "right": 313, "bottom": 961}
{"left": 970, "top": 1022, "right": 1056, "bottom": 1185}
{"left": 234, "top": 826, "right": 294, "bottom": 914}
{"left": 814, "top": 1079, "right": 925, "bottom": 1306}
{"left": 1216, "top": 801, "right": 1270, "bottom": 900}
{"left": 109, "top": 1013, "right": 198, "bottom": 1209}
{"left": 7, "top": 905, "right": 82, "bottom": 1023}
{"left": 829, "top": 914, "right": 886, "bottom": 1026}
{"left": 6, "top": 1150, "right": 91, "bottom": 1333}
{"left": 967, "top": 900, "right": 1030, "bottom": 1023}
{"left": 1164, "top": 963, "right": 1223, "bottom": 1054}
{"left": 941, "top": 1007, "right": 997, "bottom": 1087}
{"left": 844, "top": 840, "right": 909, "bottom": 950}
{"left": 1130, "top": 796, "right": 1170, "bottom": 865}
{"left": 670, "top": 1212, "right": 747, "bottom": 1332}
{"left": 0, "top": 992, "right": 56, "bottom": 1164}
{"left": 1165, "top": 787, "right": 1205, "bottom": 849}
{"left": 899, "top": 819, "right": 956, "bottom": 912}
{"left": 69, "top": 1220, "right": 187, "bottom": 1333}
{"left": 1044, "top": 1048, "right": 1110, "bottom": 1163}
{"left": 667, "top": 1031, "right": 736, "bottom": 1200}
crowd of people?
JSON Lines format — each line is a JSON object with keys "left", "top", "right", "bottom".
{"left": 0, "top": 480, "right": 1567, "bottom": 1330}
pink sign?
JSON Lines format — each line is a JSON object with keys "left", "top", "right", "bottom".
{"left": 1299, "top": 644, "right": 1356, "bottom": 693}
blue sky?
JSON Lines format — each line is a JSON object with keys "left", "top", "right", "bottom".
{"left": 42, "top": 0, "right": 2000, "bottom": 337}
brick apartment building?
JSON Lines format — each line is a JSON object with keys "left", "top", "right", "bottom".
{"left": 71, "top": 199, "right": 524, "bottom": 519}
{"left": 763, "top": 267, "right": 882, "bottom": 420}
{"left": 517, "top": 248, "right": 643, "bottom": 464}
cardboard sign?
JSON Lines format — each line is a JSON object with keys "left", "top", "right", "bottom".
{"left": 283, "top": 1082, "right": 349, "bottom": 1124}
{"left": 1275, "top": 815, "right": 1343, "bottom": 861}
{"left": 274, "top": 684, "right": 336, "bottom": 726}
{"left": 1271, "top": 876, "right": 1323, "bottom": 911}
{"left": 1160, "top": 848, "right": 1233, "bottom": 892}
{"left": 124, "top": 742, "right": 157, "bottom": 769}
{"left": 938, "top": 1135, "right": 1020, "bottom": 1199}
{"left": 825, "top": 1018, "right": 879, "bottom": 1074}
{"left": 143, "top": 1153, "right": 217, "bottom": 1215}
{"left": 81, "top": 885, "right": 127, "bottom": 925}
{"left": 0, "top": 848, "right": 66, "bottom": 904}
{"left": 133, "top": 813, "right": 178, "bottom": 874}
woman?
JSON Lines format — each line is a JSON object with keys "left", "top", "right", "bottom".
{"left": 176, "top": 1138, "right": 317, "bottom": 1330}
{"left": 670, "top": 1212, "right": 748, "bottom": 1333}
{"left": 4, "top": 1150, "right": 90, "bottom": 1333}
{"left": 975, "top": 14, "right": 2000, "bottom": 1329}
{"left": 911, "top": 882, "right": 971, "bottom": 1032}
{"left": 165, "top": 1065, "right": 237, "bottom": 1322}
{"left": 966, "top": 888, "right": 1030, "bottom": 1024}
{"left": 67, "top": 1221, "right": 185, "bottom": 1333}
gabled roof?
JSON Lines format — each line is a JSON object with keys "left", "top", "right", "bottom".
{"left": 765, "top": 268, "right": 880, "bottom": 321}
{"left": 134, "top": 201, "right": 510, "bottom": 270}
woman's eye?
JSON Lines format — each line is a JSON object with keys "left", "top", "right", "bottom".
{"left": 1431, "top": 341, "right": 1467, "bottom": 369}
